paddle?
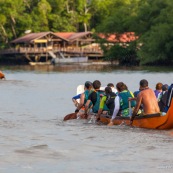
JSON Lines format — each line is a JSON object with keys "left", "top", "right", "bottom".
{"left": 63, "top": 112, "right": 77, "bottom": 121}
{"left": 64, "top": 85, "right": 84, "bottom": 121}
{"left": 128, "top": 98, "right": 133, "bottom": 126}
{"left": 64, "top": 84, "right": 95, "bottom": 121}
{"left": 128, "top": 98, "right": 132, "bottom": 117}
{"left": 63, "top": 111, "right": 89, "bottom": 121}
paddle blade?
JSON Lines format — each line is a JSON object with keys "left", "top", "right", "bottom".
{"left": 63, "top": 113, "right": 77, "bottom": 121}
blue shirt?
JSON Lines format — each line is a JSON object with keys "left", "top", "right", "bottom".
{"left": 72, "top": 94, "right": 81, "bottom": 100}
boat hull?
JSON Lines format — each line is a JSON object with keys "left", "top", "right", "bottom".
{"left": 100, "top": 101, "right": 173, "bottom": 130}
{"left": 55, "top": 57, "right": 88, "bottom": 63}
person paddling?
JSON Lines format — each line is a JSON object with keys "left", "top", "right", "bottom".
{"left": 165, "top": 83, "right": 173, "bottom": 112}
{"left": 85, "top": 80, "right": 108, "bottom": 115}
{"left": 0, "top": 71, "right": 5, "bottom": 79}
{"left": 75, "top": 81, "right": 93, "bottom": 119}
{"left": 96, "top": 86, "right": 117, "bottom": 120}
{"left": 130, "top": 79, "right": 160, "bottom": 125}
{"left": 154, "top": 82, "right": 163, "bottom": 99}
{"left": 108, "top": 82, "right": 136, "bottom": 126}
{"left": 158, "top": 84, "right": 168, "bottom": 115}
{"left": 107, "top": 83, "right": 117, "bottom": 93}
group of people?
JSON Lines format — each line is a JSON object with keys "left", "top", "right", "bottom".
{"left": 72, "top": 79, "right": 173, "bottom": 126}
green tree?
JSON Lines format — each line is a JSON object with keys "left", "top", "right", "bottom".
{"left": 131, "top": 0, "right": 173, "bottom": 65}
{"left": 0, "top": 14, "right": 8, "bottom": 45}
{"left": 0, "top": 0, "right": 31, "bottom": 44}
{"left": 48, "top": 0, "right": 77, "bottom": 31}
{"left": 90, "top": 0, "right": 113, "bottom": 31}
{"left": 30, "top": 0, "right": 51, "bottom": 32}
{"left": 63, "top": 0, "right": 92, "bottom": 32}
{"left": 96, "top": 0, "right": 140, "bottom": 33}
{"left": 96, "top": 0, "right": 140, "bottom": 65}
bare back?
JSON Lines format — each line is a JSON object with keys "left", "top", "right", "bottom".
{"left": 135, "top": 88, "right": 160, "bottom": 115}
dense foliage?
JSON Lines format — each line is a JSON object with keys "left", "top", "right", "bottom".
{"left": 0, "top": 0, "right": 173, "bottom": 65}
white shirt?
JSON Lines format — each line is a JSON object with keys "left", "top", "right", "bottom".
{"left": 111, "top": 95, "right": 120, "bottom": 120}
{"left": 111, "top": 87, "right": 118, "bottom": 94}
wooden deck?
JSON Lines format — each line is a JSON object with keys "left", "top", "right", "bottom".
{"left": 0, "top": 47, "right": 103, "bottom": 57}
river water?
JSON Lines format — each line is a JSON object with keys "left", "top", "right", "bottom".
{"left": 0, "top": 64, "right": 173, "bottom": 173}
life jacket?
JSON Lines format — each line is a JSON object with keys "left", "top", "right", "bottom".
{"left": 105, "top": 92, "right": 116, "bottom": 115}
{"left": 158, "top": 91, "right": 168, "bottom": 112}
{"left": 92, "top": 90, "right": 106, "bottom": 113}
{"left": 84, "top": 90, "right": 93, "bottom": 105}
{"left": 166, "top": 84, "right": 173, "bottom": 109}
{"left": 118, "top": 90, "right": 136, "bottom": 110}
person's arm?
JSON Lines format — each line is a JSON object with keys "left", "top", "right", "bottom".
{"left": 72, "top": 94, "right": 81, "bottom": 107}
{"left": 85, "top": 100, "right": 91, "bottom": 114}
{"left": 108, "top": 96, "right": 120, "bottom": 126}
{"left": 75, "top": 93, "right": 85, "bottom": 112}
{"left": 130, "top": 94, "right": 142, "bottom": 124}
{"left": 72, "top": 94, "right": 81, "bottom": 100}
{"left": 96, "top": 96, "right": 106, "bottom": 119}
{"left": 85, "top": 92, "right": 94, "bottom": 114}
{"left": 128, "top": 97, "right": 137, "bottom": 101}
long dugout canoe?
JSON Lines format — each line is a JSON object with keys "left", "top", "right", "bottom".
{"left": 100, "top": 100, "right": 173, "bottom": 130}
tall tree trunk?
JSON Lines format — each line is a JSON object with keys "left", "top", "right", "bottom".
{"left": 10, "top": 16, "right": 17, "bottom": 38}
{"left": 0, "top": 24, "right": 8, "bottom": 43}
{"left": 11, "top": 23, "right": 17, "bottom": 38}
{"left": 84, "top": 23, "right": 87, "bottom": 32}
{"left": 84, "top": 3, "right": 89, "bottom": 32}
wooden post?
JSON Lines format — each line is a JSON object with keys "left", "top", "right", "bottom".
{"left": 25, "top": 53, "right": 32, "bottom": 62}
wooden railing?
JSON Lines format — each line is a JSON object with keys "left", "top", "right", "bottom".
{"left": 0, "top": 47, "right": 103, "bottom": 55}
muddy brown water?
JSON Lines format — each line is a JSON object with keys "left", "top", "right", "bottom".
{"left": 0, "top": 64, "right": 173, "bottom": 173}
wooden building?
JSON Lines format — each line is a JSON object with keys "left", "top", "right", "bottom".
{"left": 0, "top": 31, "right": 138, "bottom": 65}
{"left": 0, "top": 31, "right": 103, "bottom": 64}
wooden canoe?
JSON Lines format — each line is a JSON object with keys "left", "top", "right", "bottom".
{"left": 100, "top": 100, "right": 173, "bottom": 130}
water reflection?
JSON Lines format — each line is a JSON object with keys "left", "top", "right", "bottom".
{"left": 1, "top": 64, "right": 173, "bottom": 73}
